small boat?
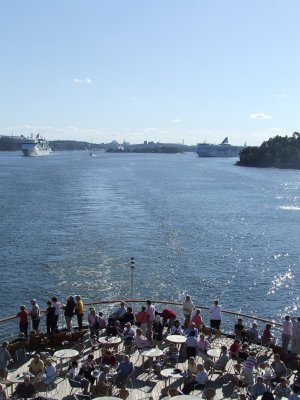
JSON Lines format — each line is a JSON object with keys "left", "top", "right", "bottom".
{"left": 21, "top": 134, "right": 51, "bottom": 157}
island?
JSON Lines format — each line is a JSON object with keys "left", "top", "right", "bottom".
{"left": 237, "top": 132, "right": 300, "bottom": 170}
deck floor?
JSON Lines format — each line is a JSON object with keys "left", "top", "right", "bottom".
{"left": 4, "top": 333, "right": 275, "bottom": 400}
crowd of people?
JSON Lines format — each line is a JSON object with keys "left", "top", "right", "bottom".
{"left": 0, "top": 295, "right": 299, "bottom": 399}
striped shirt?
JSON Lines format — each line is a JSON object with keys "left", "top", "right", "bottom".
{"left": 244, "top": 356, "right": 257, "bottom": 370}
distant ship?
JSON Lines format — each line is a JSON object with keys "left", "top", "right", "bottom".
{"left": 196, "top": 137, "right": 244, "bottom": 157}
{"left": 21, "top": 134, "right": 51, "bottom": 156}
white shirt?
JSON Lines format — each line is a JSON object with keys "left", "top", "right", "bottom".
{"left": 209, "top": 305, "right": 222, "bottom": 320}
{"left": 182, "top": 300, "right": 194, "bottom": 316}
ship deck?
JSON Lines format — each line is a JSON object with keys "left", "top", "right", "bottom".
{"left": 2, "top": 330, "right": 279, "bottom": 400}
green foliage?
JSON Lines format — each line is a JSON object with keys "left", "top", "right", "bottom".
{"left": 238, "top": 133, "right": 300, "bottom": 169}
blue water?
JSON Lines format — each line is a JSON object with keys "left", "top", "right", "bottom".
{"left": 1, "top": 151, "right": 299, "bottom": 322}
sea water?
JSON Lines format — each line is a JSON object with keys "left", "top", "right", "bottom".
{"left": 0, "top": 151, "right": 299, "bottom": 323}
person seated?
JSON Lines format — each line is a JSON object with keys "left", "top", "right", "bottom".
{"left": 68, "top": 360, "right": 89, "bottom": 395}
{"left": 197, "top": 333, "right": 211, "bottom": 356}
{"left": 115, "top": 355, "right": 134, "bottom": 386}
{"left": 274, "top": 377, "right": 291, "bottom": 399}
{"left": 29, "top": 354, "right": 44, "bottom": 375}
{"left": 260, "top": 362, "right": 275, "bottom": 383}
{"left": 79, "top": 354, "right": 97, "bottom": 383}
{"left": 238, "top": 342, "right": 249, "bottom": 361}
{"left": 123, "top": 307, "right": 135, "bottom": 325}
{"left": 271, "top": 354, "right": 287, "bottom": 382}
{"left": 122, "top": 323, "right": 135, "bottom": 346}
{"left": 185, "top": 357, "right": 198, "bottom": 381}
{"left": 289, "top": 385, "right": 300, "bottom": 400}
{"left": 95, "top": 365, "right": 112, "bottom": 396}
{"left": 243, "top": 351, "right": 258, "bottom": 385}
{"left": 135, "top": 306, "right": 147, "bottom": 334}
{"left": 262, "top": 324, "right": 276, "bottom": 346}
{"left": 163, "top": 343, "right": 179, "bottom": 366}
{"left": 118, "top": 385, "right": 130, "bottom": 400}
{"left": 107, "top": 320, "right": 122, "bottom": 337}
{"left": 97, "top": 312, "right": 107, "bottom": 330}
{"left": 0, "top": 384, "right": 7, "bottom": 400}
{"left": 152, "top": 316, "right": 164, "bottom": 344}
{"left": 247, "top": 321, "right": 260, "bottom": 343}
{"left": 185, "top": 330, "right": 198, "bottom": 359}
{"left": 11, "top": 331, "right": 27, "bottom": 344}
{"left": 14, "top": 375, "right": 36, "bottom": 399}
{"left": 204, "top": 345, "right": 229, "bottom": 371}
{"left": 251, "top": 376, "right": 267, "bottom": 399}
{"left": 184, "top": 322, "right": 199, "bottom": 337}
{"left": 230, "top": 339, "right": 241, "bottom": 360}
{"left": 134, "top": 328, "right": 151, "bottom": 349}
{"left": 189, "top": 309, "right": 204, "bottom": 331}
{"left": 39, "top": 358, "right": 56, "bottom": 388}
{"left": 182, "top": 363, "right": 208, "bottom": 394}
{"left": 170, "top": 320, "right": 184, "bottom": 335}
{"left": 101, "top": 349, "right": 118, "bottom": 368}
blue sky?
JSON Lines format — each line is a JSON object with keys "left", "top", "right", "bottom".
{"left": 0, "top": 0, "right": 299, "bottom": 145}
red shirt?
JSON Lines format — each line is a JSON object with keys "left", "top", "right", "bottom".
{"left": 136, "top": 311, "right": 147, "bottom": 324}
{"left": 161, "top": 309, "right": 176, "bottom": 321}
{"left": 17, "top": 310, "right": 29, "bottom": 325}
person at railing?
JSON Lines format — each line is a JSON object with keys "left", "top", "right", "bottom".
{"left": 45, "top": 301, "right": 55, "bottom": 335}
{"left": 291, "top": 317, "right": 300, "bottom": 355}
{"left": 247, "top": 321, "right": 260, "bottom": 343}
{"left": 282, "top": 315, "right": 293, "bottom": 352}
{"left": 62, "top": 295, "right": 75, "bottom": 332}
{"left": 152, "top": 315, "right": 163, "bottom": 345}
{"left": 16, "top": 305, "right": 29, "bottom": 338}
{"left": 235, "top": 318, "right": 247, "bottom": 340}
{"left": 51, "top": 296, "right": 61, "bottom": 330}
{"left": 156, "top": 308, "right": 177, "bottom": 329}
{"left": 135, "top": 306, "right": 147, "bottom": 335}
{"left": 75, "top": 295, "right": 84, "bottom": 330}
{"left": 123, "top": 307, "right": 135, "bottom": 325}
{"left": 182, "top": 295, "right": 195, "bottom": 329}
{"left": 146, "top": 300, "right": 156, "bottom": 341}
{"left": 262, "top": 324, "right": 276, "bottom": 346}
{"left": 30, "top": 299, "right": 40, "bottom": 332}
{"left": 109, "top": 301, "right": 127, "bottom": 325}
{"left": 0, "top": 384, "right": 7, "bottom": 400}
{"left": 170, "top": 319, "right": 184, "bottom": 335}
{"left": 189, "top": 309, "right": 204, "bottom": 331}
{"left": 88, "top": 307, "right": 101, "bottom": 336}
{"left": 97, "top": 311, "right": 107, "bottom": 330}
{"left": 0, "top": 342, "right": 13, "bottom": 379}
{"left": 29, "top": 353, "right": 44, "bottom": 375}
{"left": 14, "top": 374, "right": 36, "bottom": 399}
{"left": 208, "top": 299, "right": 222, "bottom": 330}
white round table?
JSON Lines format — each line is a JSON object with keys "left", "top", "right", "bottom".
{"left": 172, "top": 396, "right": 199, "bottom": 399}
{"left": 160, "top": 367, "right": 184, "bottom": 387}
{"left": 93, "top": 397, "right": 121, "bottom": 400}
{"left": 207, "top": 348, "right": 219, "bottom": 360}
{"left": 99, "top": 336, "right": 121, "bottom": 346}
{"left": 54, "top": 348, "right": 79, "bottom": 373}
{"left": 166, "top": 334, "right": 186, "bottom": 344}
{"left": 140, "top": 347, "right": 163, "bottom": 370}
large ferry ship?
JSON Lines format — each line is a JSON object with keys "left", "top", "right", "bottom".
{"left": 196, "top": 137, "right": 244, "bottom": 157}
{"left": 21, "top": 134, "right": 51, "bottom": 156}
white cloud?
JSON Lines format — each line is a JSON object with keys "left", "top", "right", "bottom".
{"left": 268, "top": 128, "right": 284, "bottom": 133}
{"left": 172, "top": 118, "right": 182, "bottom": 123}
{"left": 73, "top": 78, "right": 92, "bottom": 84}
{"left": 250, "top": 113, "right": 271, "bottom": 120}
{"left": 275, "top": 93, "right": 287, "bottom": 98}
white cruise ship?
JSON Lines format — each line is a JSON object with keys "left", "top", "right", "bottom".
{"left": 21, "top": 134, "right": 51, "bottom": 156}
{"left": 196, "top": 137, "right": 244, "bottom": 157}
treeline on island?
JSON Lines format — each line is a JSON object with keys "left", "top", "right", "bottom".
{"left": 238, "top": 132, "right": 300, "bottom": 170}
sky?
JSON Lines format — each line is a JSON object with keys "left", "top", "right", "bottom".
{"left": 0, "top": 0, "right": 299, "bottom": 146}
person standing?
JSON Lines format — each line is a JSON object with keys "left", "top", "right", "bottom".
{"left": 63, "top": 296, "right": 75, "bottom": 331}
{"left": 146, "top": 300, "right": 155, "bottom": 340}
{"left": 51, "top": 296, "right": 61, "bottom": 329}
{"left": 17, "top": 305, "right": 29, "bottom": 337}
{"left": 291, "top": 317, "right": 300, "bottom": 354}
{"left": 0, "top": 342, "right": 12, "bottom": 379}
{"left": 45, "top": 301, "right": 55, "bottom": 335}
{"left": 282, "top": 315, "right": 293, "bottom": 352}
{"left": 75, "top": 295, "right": 84, "bottom": 330}
{"left": 30, "top": 299, "right": 40, "bottom": 331}
{"left": 182, "top": 295, "right": 194, "bottom": 329}
{"left": 208, "top": 299, "right": 222, "bottom": 330}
